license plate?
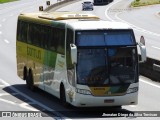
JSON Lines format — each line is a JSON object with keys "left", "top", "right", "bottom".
{"left": 104, "top": 99, "right": 114, "bottom": 103}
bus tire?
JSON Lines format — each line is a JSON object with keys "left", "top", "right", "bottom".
{"left": 27, "top": 69, "right": 35, "bottom": 91}
{"left": 23, "top": 66, "right": 27, "bottom": 80}
{"left": 26, "top": 70, "right": 30, "bottom": 89}
{"left": 60, "top": 84, "right": 69, "bottom": 108}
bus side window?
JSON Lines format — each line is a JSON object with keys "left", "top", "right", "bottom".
{"left": 39, "top": 25, "right": 50, "bottom": 49}
{"left": 56, "top": 28, "right": 65, "bottom": 54}
{"left": 50, "top": 27, "right": 65, "bottom": 54}
{"left": 49, "top": 27, "right": 57, "bottom": 51}
{"left": 17, "top": 20, "right": 28, "bottom": 43}
{"left": 32, "top": 24, "right": 40, "bottom": 46}
{"left": 28, "top": 23, "right": 33, "bottom": 44}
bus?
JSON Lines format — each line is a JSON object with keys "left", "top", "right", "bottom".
{"left": 93, "top": 0, "right": 113, "bottom": 5}
{"left": 16, "top": 12, "right": 146, "bottom": 107}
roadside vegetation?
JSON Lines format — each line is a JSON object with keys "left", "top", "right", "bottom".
{"left": 131, "top": 0, "right": 160, "bottom": 7}
{"left": 0, "top": 0, "right": 17, "bottom": 3}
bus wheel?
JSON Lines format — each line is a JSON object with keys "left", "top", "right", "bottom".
{"left": 23, "top": 67, "right": 27, "bottom": 80}
{"left": 26, "top": 71, "right": 30, "bottom": 89}
{"left": 60, "top": 84, "right": 69, "bottom": 108}
{"left": 27, "top": 69, "right": 35, "bottom": 91}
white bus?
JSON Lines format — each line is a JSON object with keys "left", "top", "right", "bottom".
{"left": 16, "top": 12, "right": 146, "bottom": 107}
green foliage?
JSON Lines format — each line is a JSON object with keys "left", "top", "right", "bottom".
{"left": 0, "top": 0, "right": 17, "bottom": 3}
{"left": 131, "top": 0, "right": 160, "bottom": 7}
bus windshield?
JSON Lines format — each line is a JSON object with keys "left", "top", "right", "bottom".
{"left": 76, "top": 30, "right": 137, "bottom": 86}
{"left": 76, "top": 30, "right": 135, "bottom": 46}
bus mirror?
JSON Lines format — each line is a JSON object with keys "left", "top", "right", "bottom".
{"left": 138, "top": 42, "right": 146, "bottom": 63}
{"left": 140, "top": 35, "right": 145, "bottom": 45}
{"left": 70, "top": 44, "right": 77, "bottom": 64}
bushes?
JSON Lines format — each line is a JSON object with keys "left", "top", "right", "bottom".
{"left": 131, "top": 0, "right": 160, "bottom": 7}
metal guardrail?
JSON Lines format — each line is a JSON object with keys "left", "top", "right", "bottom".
{"left": 140, "top": 57, "right": 160, "bottom": 82}
{"left": 44, "top": 0, "right": 78, "bottom": 11}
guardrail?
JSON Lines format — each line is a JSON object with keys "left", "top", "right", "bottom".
{"left": 140, "top": 57, "right": 160, "bottom": 82}
{"left": 43, "top": 0, "right": 160, "bottom": 83}
{"left": 44, "top": 0, "right": 78, "bottom": 11}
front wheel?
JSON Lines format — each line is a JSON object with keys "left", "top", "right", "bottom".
{"left": 60, "top": 85, "right": 69, "bottom": 108}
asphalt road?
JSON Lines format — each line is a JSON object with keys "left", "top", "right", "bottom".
{"left": 0, "top": 0, "right": 160, "bottom": 119}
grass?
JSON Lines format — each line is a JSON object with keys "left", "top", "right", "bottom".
{"left": 131, "top": 0, "right": 160, "bottom": 7}
{"left": 0, "top": 0, "right": 17, "bottom": 3}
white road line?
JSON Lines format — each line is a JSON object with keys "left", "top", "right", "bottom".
{"left": 0, "top": 93, "right": 10, "bottom": 96}
{"left": 0, "top": 31, "right": 2, "bottom": 34}
{"left": 129, "top": 105, "right": 137, "bottom": 108}
{"left": 0, "top": 78, "right": 54, "bottom": 111}
{"left": 4, "top": 39, "right": 10, "bottom": 44}
{"left": 140, "top": 79, "right": 160, "bottom": 89}
{"left": 0, "top": 24, "right": 1, "bottom": 27}
{"left": 20, "top": 102, "right": 39, "bottom": 111}
{"left": 0, "top": 85, "right": 5, "bottom": 87}
{"left": 0, "top": 94, "right": 38, "bottom": 111}
{"left": 105, "top": 0, "right": 122, "bottom": 21}
{"left": 0, "top": 98, "right": 16, "bottom": 105}
{"left": 152, "top": 46, "right": 160, "bottom": 50}
{"left": 0, "top": 78, "right": 66, "bottom": 118}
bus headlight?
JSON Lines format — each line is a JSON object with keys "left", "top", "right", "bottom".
{"left": 76, "top": 88, "right": 92, "bottom": 95}
{"left": 127, "top": 87, "right": 138, "bottom": 94}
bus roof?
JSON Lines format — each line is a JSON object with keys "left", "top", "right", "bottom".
{"left": 19, "top": 12, "right": 131, "bottom": 30}
{"left": 19, "top": 11, "right": 99, "bottom": 20}
{"left": 66, "top": 20, "right": 131, "bottom": 30}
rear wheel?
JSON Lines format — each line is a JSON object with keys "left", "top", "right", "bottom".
{"left": 23, "top": 67, "right": 27, "bottom": 80}
{"left": 26, "top": 69, "right": 35, "bottom": 91}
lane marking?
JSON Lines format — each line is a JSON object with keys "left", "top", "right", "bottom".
{"left": 0, "top": 78, "right": 54, "bottom": 111}
{"left": 105, "top": 0, "right": 122, "bottom": 21}
{"left": 20, "top": 102, "right": 39, "bottom": 111}
{"left": 0, "top": 31, "right": 2, "bottom": 34}
{"left": 129, "top": 105, "right": 137, "bottom": 108}
{"left": 0, "top": 78, "right": 66, "bottom": 118}
{"left": 0, "top": 85, "right": 5, "bottom": 87}
{"left": 140, "top": 79, "right": 160, "bottom": 89}
{"left": 0, "top": 95, "right": 38, "bottom": 111}
{"left": 0, "top": 93, "right": 10, "bottom": 96}
{"left": 0, "top": 92, "right": 19, "bottom": 96}
{"left": 4, "top": 39, "right": 10, "bottom": 44}
{"left": 0, "top": 98, "right": 16, "bottom": 105}
{"left": 152, "top": 46, "right": 160, "bottom": 50}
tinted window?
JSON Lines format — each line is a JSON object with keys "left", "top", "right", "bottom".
{"left": 17, "top": 20, "right": 28, "bottom": 42}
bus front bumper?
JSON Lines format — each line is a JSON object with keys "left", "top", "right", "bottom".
{"left": 70, "top": 92, "right": 138, "bottom": 107}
